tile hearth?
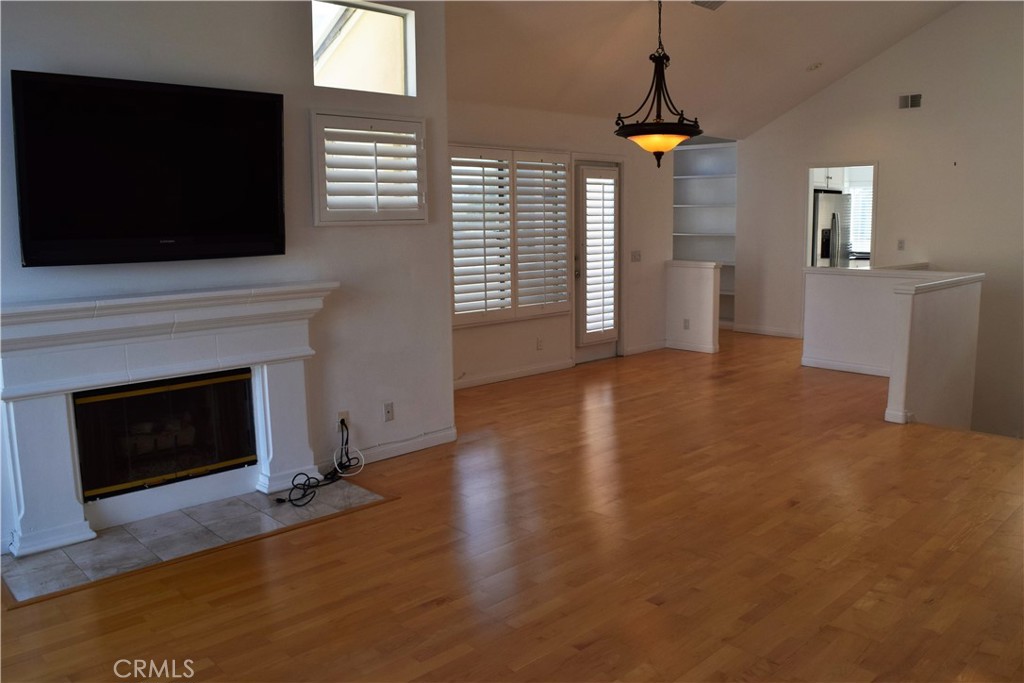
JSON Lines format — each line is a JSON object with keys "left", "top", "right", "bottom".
{"left": 2, "top": 479, "right": 382, "bottom": 602}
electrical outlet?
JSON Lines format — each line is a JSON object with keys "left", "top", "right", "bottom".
{"left": 631, "top": 250, "right": 642, "bottom": 263}
{"left": 683, "top": 318, "right": 690, "bottom": 330}
{"left": 897, "top": 239, "right": 906, "bottom": 251}
{"left": 383, "top": 401, "right": 394, "bottom": 422}
{"left": 536, "top": 337, "right": 544, "bottom": 351}
{"left": 337, "top": 410, "right": 349, "bottom": 430}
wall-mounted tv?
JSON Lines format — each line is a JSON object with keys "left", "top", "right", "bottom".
{"left": 11, "top": 70, "right": 285, "bottom": 267}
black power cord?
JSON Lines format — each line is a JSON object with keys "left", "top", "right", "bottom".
{"left": 276, "top": 419, "right": 359, "bottom": 507}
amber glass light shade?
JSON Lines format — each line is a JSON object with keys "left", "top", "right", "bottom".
{"left": 628, "top": 133, "right": 690, "bottom": 154}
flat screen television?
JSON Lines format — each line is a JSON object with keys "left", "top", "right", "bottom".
{"left": 11, "top": 70, "right": 285, "bottom": 266}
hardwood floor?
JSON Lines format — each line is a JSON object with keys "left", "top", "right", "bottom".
{"left": 3, "top": 331, "right": 1021, "bottom": 682}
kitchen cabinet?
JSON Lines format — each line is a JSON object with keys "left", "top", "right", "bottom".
{"left": 811, "top": 166, "right": 846, "bottom": 190}
{"left": 672, "top": 141, "right": 736, "bottom": 328}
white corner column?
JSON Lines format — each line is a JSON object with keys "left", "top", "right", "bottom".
{"left": 252, "top": 360, "right": 320, "bottom": 493}
{"left": 3, "top": 396, "right": 97, "bottom": 556}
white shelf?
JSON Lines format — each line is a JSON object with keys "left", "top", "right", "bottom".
{"left": 672, "top": 142, "right": 738, "bottom": 327}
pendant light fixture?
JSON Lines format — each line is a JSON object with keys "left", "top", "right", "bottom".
{"left": 615, "top": 0, "right": 702, "bottom": 167}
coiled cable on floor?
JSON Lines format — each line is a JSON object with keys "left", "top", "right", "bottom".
{"left": 276, "top": 418, "right": 362, "bottom": 506}
{"left": 280, "top": 471, "right": 322, "bottom": 507}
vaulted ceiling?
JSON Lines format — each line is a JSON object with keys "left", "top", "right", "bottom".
{"left": 445, "top": 1, "right": 956, "bottom": 140}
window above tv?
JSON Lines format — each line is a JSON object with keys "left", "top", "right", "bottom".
{"left": 311, "top": 0, "right": 416, "bottom": 97}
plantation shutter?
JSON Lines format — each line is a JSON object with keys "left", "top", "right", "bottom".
{"left": 513, "top": 153, "right": 570, "bottom": 314}
{"left": 314, "top": 113, "right": 426, "bottom": 224}
{"left": 579, "top": 168, "right": 618, "bottom": 344}
{"left": 450, "top": 150, "right": 514, "bottom": 322}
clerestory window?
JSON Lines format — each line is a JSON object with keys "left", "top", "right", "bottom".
{"left": 311, "top": 0, "right": 416, "bottom": 97}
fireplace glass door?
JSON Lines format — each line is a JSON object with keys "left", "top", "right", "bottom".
{"left": 74, "top": 368, "right": 257, "bottom": 500}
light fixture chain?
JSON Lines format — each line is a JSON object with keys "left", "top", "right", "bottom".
{"left": 657, "top": 1, "right": 664, "bottom": 52}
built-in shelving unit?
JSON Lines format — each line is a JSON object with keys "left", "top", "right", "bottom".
{"left": 672, "top": 141, "right": 737, "bottom": 328}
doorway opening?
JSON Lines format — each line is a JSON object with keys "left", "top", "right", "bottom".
{"left": 807, "top": 164, "right": 876, "bottom": 269}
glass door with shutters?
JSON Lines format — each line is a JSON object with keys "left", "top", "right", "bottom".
{"left": 575, "top": 165, "right": 620, "bottom": 360}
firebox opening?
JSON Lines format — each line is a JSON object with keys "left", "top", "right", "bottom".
{"left": 74, "top": 368, "right": 257, "bottom": 501}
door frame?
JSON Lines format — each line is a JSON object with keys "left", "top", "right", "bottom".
{"left": 572, "top": 156, "right": 624, "bottom": 363}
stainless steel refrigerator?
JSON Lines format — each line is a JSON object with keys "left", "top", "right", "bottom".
{"left": 811, "top": 189, "right": 852, "bottom": 268}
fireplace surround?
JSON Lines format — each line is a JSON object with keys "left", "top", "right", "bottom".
{"left": 1, "top": 281, "right": 339, "bottom": 556}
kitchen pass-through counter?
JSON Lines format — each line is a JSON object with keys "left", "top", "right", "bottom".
{"left": 802, "top": 264, "right": 984, "bottom": 430}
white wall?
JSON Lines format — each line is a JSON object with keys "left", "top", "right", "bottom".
{"left": 0, "top": 2, "right": 456, "bottom": 465}
{"left": 735, "top": 2, "right": 1023, "bottom": 437}
{"left": 447, "top": 101, "right": 673, "bottom": 386}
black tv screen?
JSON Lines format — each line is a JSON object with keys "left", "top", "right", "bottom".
{"left": 11, "top": 70, "right": 285, "bottom": 266}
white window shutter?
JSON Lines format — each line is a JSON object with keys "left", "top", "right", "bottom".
{"left": 580, "top": 169, "right": 618, "bottom": 343}
{"left": 450, "top": 150, "right": 514, "bottom": 323}
{"left": 513, "top": 153, "right": 570, "bottom": 314}
{"left": 848, "top": 183, "right": 873, "bottom": 253}
{"left": 314, "top": 113, "right": 426, "bottom": 224}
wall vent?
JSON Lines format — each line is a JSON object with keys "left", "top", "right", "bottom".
{"left": 692, "top": 1, "right": 726, "bottom": 10}
{"left": 898, "top": 94, "right": 923, "bottom": 109}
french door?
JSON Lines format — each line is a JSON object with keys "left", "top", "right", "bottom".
{"left": 575, "top": 164, "right": 620, "bottom": 359}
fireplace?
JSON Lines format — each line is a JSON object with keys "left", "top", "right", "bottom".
{"left": 74, "top": 369, "right": 258, "bottom": 501}
{"left": 1, "top": 281, "right": 339, "bottom": 556}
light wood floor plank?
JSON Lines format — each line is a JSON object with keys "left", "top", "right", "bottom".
{"left": 3, "top": 331, "right": 1021, "bottom": 682}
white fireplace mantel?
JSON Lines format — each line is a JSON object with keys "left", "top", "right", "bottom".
{"left": 1, "top": 281, "right": 339, "bottom": 556}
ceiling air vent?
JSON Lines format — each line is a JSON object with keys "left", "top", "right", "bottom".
{"left": 898, "top": 94, "right": 923, "bottom": 109}
{"left": 692, "top": 1, "right": 726, "bottom": 10}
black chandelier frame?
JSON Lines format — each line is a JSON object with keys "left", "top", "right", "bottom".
{"left": 615, "top": 1, "right": 703, "bottom": 166}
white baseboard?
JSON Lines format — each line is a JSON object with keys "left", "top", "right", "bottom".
{"left": 454, "top": 359, "right": 574, "bottom": 389}
{"left": 885, "top": 409, "right": 912, "bottom": 424}
{"left": 666, "top": 339, "right": 718, "bottom": 353}
{"left": 801, "top": 356, "right": 890, "bottom": 377}
{"left": 732, "top": 323, "right": 803, "bottom": 339}
{"left": 336, "top": 426, "right": 458, "bottom": 466}
{"left": 621, "top": 341, "right": 665, "bottom": 356}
